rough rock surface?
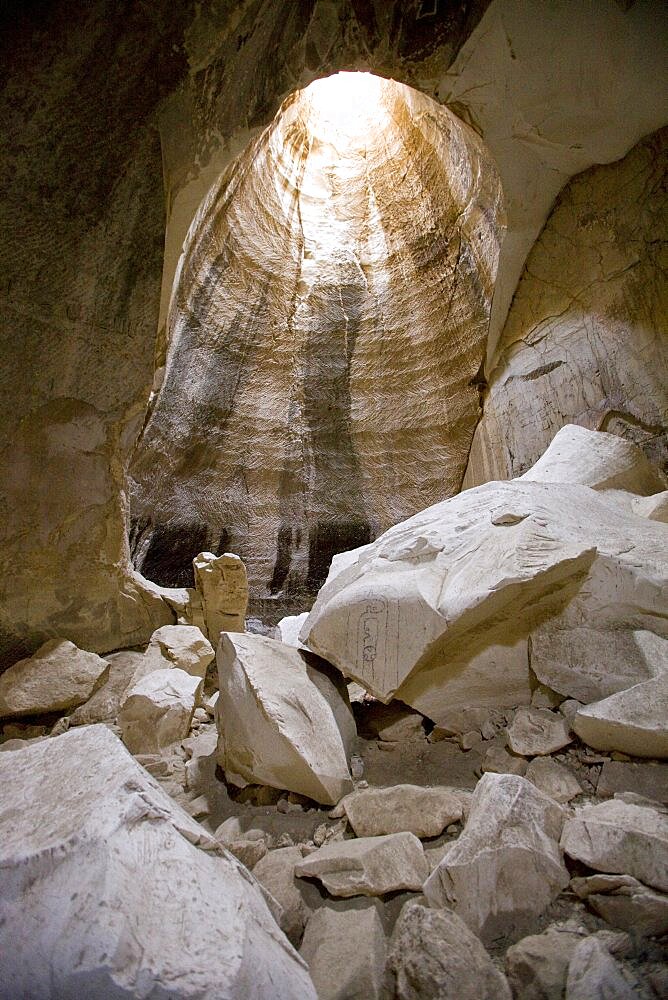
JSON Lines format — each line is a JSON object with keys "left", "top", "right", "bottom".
{"left": 145, "top": 623, "right": 214, "bottom": 678}
{"left": 294, "top": 832, "right": 428, "bottom": 898}
{"left": 117, "top": 667, "right": 202, "bottom": 754}
{"left": 0, "top": 640, "right": 108, "bottom": 718}
{"left": 561, "top": 797, "right": 668, "bottom": 892}
{"left": 277, "top": 613, "right": 310, "bottom": 649}
{"left": 340, "top": 784, "right": 466, "bottom": 838}
{"left": 525, "top": 757, "right": 582, "bottom": 804}
{"left": 387, "top": 900, "right": 512, "bottom": 1000}
{"left": 464, "top": 129, "right": 668, "bottom": 489}
{"left": 301, "top": 427, "right": 667, "bottom": 723}
{"left": 0, "top": 725, "right": 315, "bottom": 998}
{"left": 573, "top": 674, "right": 668, "bottom": 759}
{"left": 299, "top": 902, "right": 386, "bottom": 1000}
{"left": 216, "top": 633, "right": 354, "bottom": 805}
{"left": 632, "top": 492, "right": 668, "bottom": 523}
{"left": 505, "top": 925, "right": 584, "bottom": 1000}
{"left": 506, "top": 707, "right": 573, "bottom": 756}
{"left": 192, "top": 551, "right": 248, "bottom": 640}
{"left": 69, "top": 649, "right": 152, "bottom": 726}
{"left": 571, "top": 874, "right": 668, "bottom": 938}
{"left": 565, "top": 936, "right": 633, "bottom": 1000}
{"left": 252, "top": 847, "right": 312, "bottom": 947}
{"left": 424, "top": 773, "right": 569, "bottom": 944}
{"left": 130, "top": 76, "right": 504, "bottom": 603}
{"left": 596, "top": 761, "right": 668, "bottom": 803}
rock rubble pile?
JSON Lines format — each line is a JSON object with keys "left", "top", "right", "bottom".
{"left": 0, "top": 427, "right": 666, "bottom": 998}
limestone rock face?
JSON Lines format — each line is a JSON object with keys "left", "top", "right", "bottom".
{"left": 464, "top": 129, "right": 668, "bottom": 490}
{"left": 69, "top": 649, "right": 152, "bottom": 726}
{"left": 387, "top": 900, "right": 512, "bottom": 1000}
{"left": 300, "top": 428, "right": 667, "bottom": 723}
{"left": 0, "top": 725, "right": 315, "bottom": 998}
{"left": 506, "top": 707, "right": 573, "bottom": 756}
{"left": 572, "top": 674, "right": 668, "bottom": 759}
{"left": 277, "top": 613, "right": 310, "bottom": 649}
{"left": 192, "top": 551, "right": 248, "bottom": 640}
{"left": 561, "top": 797, "right": 668, "bottom": 892}
{"left": 571, "top": 874, "right": 668, "bottom": 938}
{"left": 294, "top": 832, "right": 428, "bottom": 898}
{"left": 505, "top": 926, "right": 584, "bottom": 1000}
{"left": 341, "top": 784, "right": 466, "bottom": 839}
{"left": 146, "top": 623, "right": 215, "bottom": 677}
{"left": 299, "top": 902, "right": 387, "bottom": 1000}
{"left": 0, "top": 640, "right": 108, "bottom": 718}
{"left": 632, "top": 492, "right": 668, "bottom": 523}
{"left": 252, "top": 847, "right": 312, "bottom": 947}
{"left": 424, "top": 773, "right": 569, "bottom": 944}
{"left": 117, "top": 667, "right": 202, "bottom": 754}
{"left": 565, "top": 937, "right": 633, "bottom": 1000}
{"left": 129, "top": 75, "right": 504, "bottom": 603}
{"left": 216, "top": 633, "right": 354, "bottom": 805}
{"left": 525, "top": 757, "right": 582, "bottom": 804}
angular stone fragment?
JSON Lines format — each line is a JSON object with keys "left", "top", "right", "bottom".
{"left": 0, "top": 639, "right": 108, "bottom": 718}
{"left": 424, "top": 773, "right": 569, "bottom": 944}
{"left": 631, "top": 491, "right": 668, "bottom": 523}
{"left": 596, "top": 760, "right": 668, "bottom": 803}
{"left": 561, "top": 797, "right": 668, "bottom": 892}
{"left": 525, "top": 757, "right": 582, "bottom": 803}
{"left": 0, "top": 725, "right": 316, "bottom": 998}
{"left": 299, "top": 902, "right": 387, "bottom": 1000}
{"left": 118, "top": 668, "right": 202, "bottom": 754}
{"left": 482, "top": 744, "right": 528, "bottom": 776}
{"left": 505, "top": 925, "right": 584, "bottom": 1000}
{"left": 340, "top": 784, "right": 466, "bottom": 838}
{"left": 193, "top": 551, "right": 248, "bottom": 640}
{"left": 565, "top": 936, "right": 633, "bottom": 1000}
{"left": 507, "top": 707, "right": 573, "bottom": 756}
{"left": 571, "top": 874, "right": 668, "bottom": 937}
{"left": 294, "top": 832, "right": 428, "bottom": 897}
{"left": 252, "top": 847, "right": 312, "bottom": 947}
{"left": 277, "top": 613, "right": 310, "bottom": 649}
{"left": 573, "top": 674, "right": 668, "bottom": 759}
{"left": 146, "top": 624, "right": 214, "bottom": 678}
{"left": 69, "top": 649, "right": 151, "bottom": 726}
{"left": 387, "top": 900, "right": 512, "bottom": 1000}
{"left": 360, "top": 701, "right": 426, "bottom": 741}
{"left": 216, "top": 633, "right": 354, "bottom": 805}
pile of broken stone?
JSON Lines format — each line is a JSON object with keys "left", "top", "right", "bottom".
{"left": 0, "top": 425, "right": 666, "bottom": 998}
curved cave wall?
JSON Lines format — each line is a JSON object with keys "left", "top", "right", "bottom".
{"left": 129, "top": 75, "right": 504, "bottom": 603}
{"left": 1, "top": 0, "right": 666, "bottom": 665}
{"left": 463, "top": 127, "right": 668, "bottom": 489}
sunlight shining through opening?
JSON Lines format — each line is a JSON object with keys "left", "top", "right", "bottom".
{"left": 305, "top": 72, "right": 389, "bottom": 144}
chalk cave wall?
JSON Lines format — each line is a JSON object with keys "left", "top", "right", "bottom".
{"left": 129, "top": 79, "right": 503, "bottom": 602}
{"left": 1, "top": 0, "right": 666, "bottom": 666}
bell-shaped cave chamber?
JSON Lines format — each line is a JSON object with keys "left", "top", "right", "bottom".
{"left": 129, "top": 72, "right": 504, "bottom": 616}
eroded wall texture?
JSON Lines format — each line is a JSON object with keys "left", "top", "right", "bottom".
{"left": 464, "top": 128, "right": 668, "bottom": 488}
{"left": 129, "top": 78, "right": 503, "bottom": 601}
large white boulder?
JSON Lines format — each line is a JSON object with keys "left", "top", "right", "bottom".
{"left": 561, "top": 796, "right": 668, "bottom": 892}
{"left": 300, "top": 428, "right": 667, "bottom": 724}
{"left": 506, "top": 707, "right": 573, "bottom": 756}
{"left": 571, "top": 874, "right": 668, "bottom": 938}
{"left": 117, "top": 668, "right": 202, "bottom": 754}
{"left": 0, "top": 639, "right": 108, "bottom": 718}
{"left": 294, "top": 832, "right": 429, "bottom": 897}
{"left": 424, "top": 772, "right": 569, "bottom": 944}
{"left": 387, "top": 900, "right": 512, "bottom": 1000}
{"left": 252, "top": 847, "right": 313, "bottom": 947}
{"left": 518, "top": 423, "right": 665, "bottom": 495}
{"left": 0, "top": 725, "right": 316, "bottom": 998}
{"left": 565, "top": 936, "right": 633, "bottom": 1000}
{"left": 145, "top": 624, "right": 215, "bottom": 678}
{"left": 216, "top": 633, "right": 354, "bottom": 805}
{"left": 277, "top": 613, "right": 310, "bottom": 649}
{"left": 69, "top": 649, "right": 152, "bottom": 726}
{"left": 572, "top": 673, "right": 668, "bottom": 758}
